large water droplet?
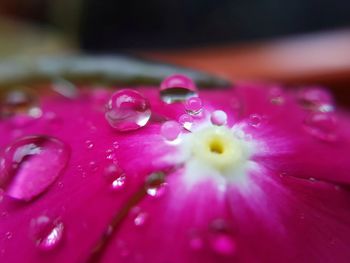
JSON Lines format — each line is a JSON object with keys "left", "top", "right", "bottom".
{"left": 160, "top": 74, "right": 197, "bottom": 103}
{"left": 185, "top": 97, "right": 203, "bottom": 115}
{"left": 104, "top": 164, "right": 126, "bottom": 191}
{"left": 105, "top": 89, "right": 151, "bottom": 131}
{"left": 0, "top": 136, "right": 70, "bottom": 201}
{"left": 30, "top": 215, "right": 64, "bottom": 251}
{"left": 161, "top": 121, "right": 182, "bottom": 141}
{"left": 297, "top": 87, "right": 334, "bottom": 112}
{"left": 0, "top": 89, "right": 42, "bottom": 125}
{"left": 303, "top": 112, "right": 338, "bottom": 142}
{"left": 145, "top": 171, "right": 166, "bottom": 197}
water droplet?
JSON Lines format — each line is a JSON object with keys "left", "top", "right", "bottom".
{"left": 105, "top": 89, "right": 151, "bottom": 131}
{"left": 85, "top": 140, "right": 94, "bottom": 149}
{"left": 179, "top": 114, "right": 194, "bottom": 131}
{"left": 297, "top": 87, "right": 334, "bottom": 112}
{"left": 303, "top": 112, "right": 338, "bottom": 142}
{"left": 248, "top": 113, "right": 262, "bottom": 128}
{"left": 160, "top": 74, "right": 197, "bottom": 103}
{"left": 185, "top": 97, "right": 203, "bottom": 115}
{"left": 210, "top": 110, "right": 227, "bottom": 126}
{"left": 5, "top": 231, "right": 13, "bottom": 240}
{"left": 145, "top": 172, "right": 166, "bottom": 197}
{"left": 160, "top": 121, "right": 182, "bottom": 141}
{"left": 210, "top": 219, "right": 236, "bottom": 256}
{"left": 104, "top": 164, "right": 126, "bottom": 191}
{"left": 0, "top": 89, "right": 42, "bottom": 125}
{"left": 112, "top": 141, "right": 119, "bottom": 149}
{"left": 0, "top": 136, "right": 70, "bottom": 201}
{"left": 89, "top": 161, "right": 98, "bottom": 172}
{"left": 30, "top": 216, "right": 64, "bottom": 251}
{"left": 52, "top": 78, "right": 78, "bottom": 99}
{"left": 134, "top": 212, "right": 148, "bottom": 227}
{"left": 188, "top": 231, "right": 204, "bottom": 251}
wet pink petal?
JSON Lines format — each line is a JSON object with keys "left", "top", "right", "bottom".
{"left": 0, "top": 81, "right": 350, "bottom": 263}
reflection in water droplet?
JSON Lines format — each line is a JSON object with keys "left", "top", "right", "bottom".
{"left": 303, "top": 112, "right": 338, "bottom": 142}
{"left": 30, "top": 216, "right": 64, "bottom": 251}
{"left": 0, "top": 89, "right": 42, "bottom": 126}
{"left": 185, "top": 97, "right": 202, "bottom": 115}
{"left": 248, "top": 114, "right": 262, "bottom": 128}
{"left": 145, "top": 172, "right": 166, "bottom": 197}
{"left": 104, "top": 164, "right": 126, "bottom": 191}
{"left": 161, "top": 121, "right": 182, "bottom": 141}
{"left": 210, "top": 110, "right": 227, "bottom": 126}
{"left": 160, "top": 74, "right": 197, "bottom": 103}
{"left": 0, "top": 136, "right": 70, "bottom": 201}
{"left": 105, "top": 89, "right": 151, "bottom": 131}
{"left": 179, "top": 114, "right": 194, "bottom": 131}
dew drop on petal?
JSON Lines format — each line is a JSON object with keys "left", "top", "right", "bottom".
{"left": 5, "top": 231, "right": 13, "bottom": 240}
{"left": 1, "top": 89, "right": 42, "bottom": 126}
{"left": 85, "top": 140, "right": 94, "bottom": 149}
{"left": 297, "top": 87, "right": 334, "bottom": 112}
{"left": 145, "top": 171, "right": 166, "bottom": 197}
{"left": 303, "top": 112, "right": 338, "bottom": 142}
{"left": 179, "top": 114, "right": 194, "bottom": 131}
{"left": 185, "top": 97, "right": 203, "bottom": 115}
{"left": 0, "top": 136, "right": 70, "bottom": 201}
{"left": 210, "top": 110, "right": 227, "bottom": 126}
{"left": 30, "top": 215, "right": 64, "bottom": 251}
{"left": 161, "top": 121, "right": 182, "bottom": 141}
{"left": 105, "top": 89, "right": 151, "bottom": 132}
{"left": 104, "top": 164, "right": 126, "bottom": 191}
{"left": 248, "top": 113, "right": 262, "bottom": 128}
{"left": 209, "top": 219, "right": 236, "bottom": 256}
{"left": 269, "top": 86, "right": 285, "bottom": 105}
{"left": 210, "top": 233, "right": 236, "bottom": 256}
{"left": 52, "top": 78, "right": 78, "bottom": 99}
{"left": 134, "top": 212, "right": 148, "bottom": 227}
{"left": 160, "top": 74, "right": 197, "bottom": 104}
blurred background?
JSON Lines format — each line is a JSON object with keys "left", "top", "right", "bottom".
{"left": 0, "top": 0, "right": 350, "bottom": 102}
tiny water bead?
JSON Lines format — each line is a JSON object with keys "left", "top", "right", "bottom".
{"left": 30, "top": 215, "right": 64, "bottom": 251}
{"left": 179, "top": 114, "right": 194, "bottom": 131}
{"left": 303, "top": 112, "right": 338, "bottom": 142}
{"left": 134, "top": 212, "right": 148, "bottom": 227}
{"left": 210, "top": 110, "right": 227, "bottom": 126}
{"left": 104, "top": 164, "right": 126, "bottom": 191}
{"left": 185, "top": 97, "right": 203, "bottom": 115}
{"left": 0, "top": 136, "right": 70, "bottom": 201}
{"left": 145, "top": 171, "right": 167, "bottom": 197}
{"left": 105, "top": 89, "right": 151, "bottom": 132}
{"left": 160, "top": 121, "right": 182, "bottom": 141}
{"left": 248, "top": 113, "right": 263, "bottom": 128}
{"left": 160, "top": 74, "right": 198, "bottom": 103}
{"left": 268, "top": 86, "right": 285, "bottom": 105}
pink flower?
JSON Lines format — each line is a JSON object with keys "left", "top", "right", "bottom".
{"left": 1, "top": 76, "right": 350, "bottom": 263}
